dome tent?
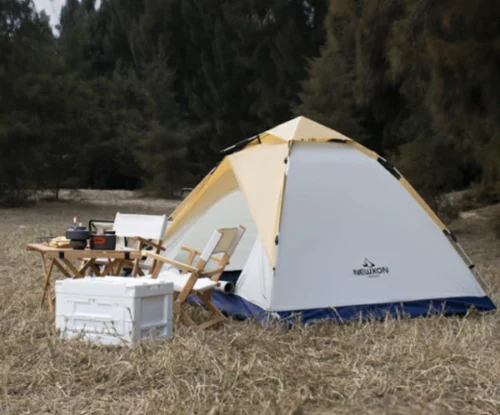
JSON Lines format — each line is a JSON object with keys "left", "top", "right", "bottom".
{"left": 162, "top": 116, "right": 496, "bottom": 324}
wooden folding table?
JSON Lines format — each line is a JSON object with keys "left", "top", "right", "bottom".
{"left": 27, "top": 243, "right": 142, "bottom": 312}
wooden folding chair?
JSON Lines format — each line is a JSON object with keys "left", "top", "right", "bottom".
{"left": 88, "top": 213, "right": 169, "bottom": 276}
{"left": 141, "top": 225, "right": 246, "bottom": 329}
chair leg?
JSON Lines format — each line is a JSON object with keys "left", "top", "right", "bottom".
{"left": 180, "top": 312, "right": 198, "bottom": 328}
{"left": 173, "top": 293, "right": 225, "bottom": 329}
{"left": 197, "top": 317, "right": 226, "bottom": 330}
{"left": 173, "top": 299, "right": 182, "bottom": 315}
{"left": 198, "top": 292, "right": 225, "bottom": 323}
{"left": 174, "top": 299, "right": 197, "bottom": 328}
{"left": 193, "top": 292, "right": 226, "bottom": 329}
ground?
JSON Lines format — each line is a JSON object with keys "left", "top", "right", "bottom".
{"left": 0, "top": 191, "right": 499, "bottom": 414}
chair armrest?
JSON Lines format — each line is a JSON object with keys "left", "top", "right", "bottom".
{"left": 141, "top": 251, "right": 198, "bottom": 273}
{"left": 136, "top": 237, "right": 166, "bottom": 251}
{"left": 181, "top": 245, "right": 202, "bottom": 256}
{"left": 180, "top": 245, "right": 223, "bottom": 264}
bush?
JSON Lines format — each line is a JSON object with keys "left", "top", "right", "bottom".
{"left": 436, "top": 197, "right": 460, "bottom": 224}
{"left": 474, "top": 185, "right": 500, "bottom": 206}
{"left": 458, "top": 185, "right": 500, "bottom": 211}
{"left": 0, "top": 188, "right": 32, "bottom": 207}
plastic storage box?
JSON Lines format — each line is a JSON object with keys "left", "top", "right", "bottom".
{"left": 55, "top": 276, "right": 174, "bottom": 346}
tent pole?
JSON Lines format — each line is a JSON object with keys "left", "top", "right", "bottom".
{"left": 452, "top": 240, "right": 499, "bottom": 305}
{"left": 220, "top": 135, "right": 260, "bottom": 155}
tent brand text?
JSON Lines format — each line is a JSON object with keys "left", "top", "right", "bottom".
{"left": 353, "top": 259, "right": 389, "bottom": 277}
{"left": 352, "top": 267, "right": 389, "bottom": 277}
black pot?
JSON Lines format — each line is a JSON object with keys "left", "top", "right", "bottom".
{"left": 70, "top": 239, "right": 88, "bottom": 250}
{"left": 66, "top": 226, "right": 90, "bottom": 250}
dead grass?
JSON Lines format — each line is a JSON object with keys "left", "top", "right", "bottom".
{"left": 0, "top": 198, "right": 499, "bottom": 414}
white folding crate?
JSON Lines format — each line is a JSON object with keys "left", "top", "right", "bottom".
{"left": 55, "top": 276, "right": 174, "bottom": 346}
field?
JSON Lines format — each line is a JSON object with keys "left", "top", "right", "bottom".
{"left": 0, "top": 192, "right": 499, "bottom": 414}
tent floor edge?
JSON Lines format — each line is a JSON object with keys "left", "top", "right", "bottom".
{"left": 194, "top": 292, "right": 495, "bottom": 327}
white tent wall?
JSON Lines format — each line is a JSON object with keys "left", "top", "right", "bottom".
{"left": 271, "top": 142, "right": 487, "bottom": 312}
{"left": 164, "top": 190, "right": 259, "bottom": 271}
{"left": 234, "top": 235, "right": 274, "bottom": 309}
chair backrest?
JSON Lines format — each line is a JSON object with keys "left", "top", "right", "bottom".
{"left": 113, "top": 213, "right": 168, "bottom": 240}
{"left": 196, "top": 225, "right": 246, "bottom": 271}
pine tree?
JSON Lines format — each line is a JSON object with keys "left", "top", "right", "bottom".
{"left": 0, "top": 0, "right": 85, "bottom": 202}
{"left": 297, "top": 34, "right": 367, "bottom": 142}
{"left": 139, "top": 58, "right": 197, "bottom": 196}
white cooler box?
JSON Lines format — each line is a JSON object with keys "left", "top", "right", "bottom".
{"left": 55, "top": 276, "right": 174, "bottom": 346}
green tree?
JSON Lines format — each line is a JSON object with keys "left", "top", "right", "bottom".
{"left": 0, "top": 0, "right": 85, "bottom": 202}
{"left": 297, "top": 33, "right": 367, "bottom": 142}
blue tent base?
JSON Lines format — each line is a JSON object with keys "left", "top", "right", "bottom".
{"left": 188, "top": 292, "right": 496, "bottom": 326}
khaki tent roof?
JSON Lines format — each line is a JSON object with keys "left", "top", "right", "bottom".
{"left": 164, "top": 116, "right": 447, "bottom": 258}
{"left": 165, "top": 144, "right": 288, "bottom": 267}
{"left": 259, "top": 116, "right": 351, "bottom": 143}
{"left": 228, "top": 144, "right": 289, "bottom": 266}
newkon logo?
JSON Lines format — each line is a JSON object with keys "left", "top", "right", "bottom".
{"left": 353, "top": 258, "right": 389, "bottom": 278}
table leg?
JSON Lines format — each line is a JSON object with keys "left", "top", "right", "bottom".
{"left": 62, "top": 258, "right": 84, "bottom": 278}
{"left": 86, "top": 261, "right": 101, "bottom": 276}
{"left": 114, "top": 259, "right": 125, "bottom": 276}
{"left": 131, "top": 257, "right": 141, "bottom": 277}
{"left": 51, "top": 259, "right": 85, "bottom": 310}
{"left": 78, "top": 259, "right": 95, "bottom": 276}
{"left": 99, "top": 260, "right": 115, "bottom": 276}
{"left": 40, "top": 256, "right": 55, "bottom": 310}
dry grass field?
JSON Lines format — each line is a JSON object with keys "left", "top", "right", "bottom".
{"left": 0, "top": 193, "right": 499, "bottom": 414}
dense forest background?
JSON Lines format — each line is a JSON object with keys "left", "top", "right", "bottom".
{"left": 1, "top": 0, "right": 500, "bottom": 208}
